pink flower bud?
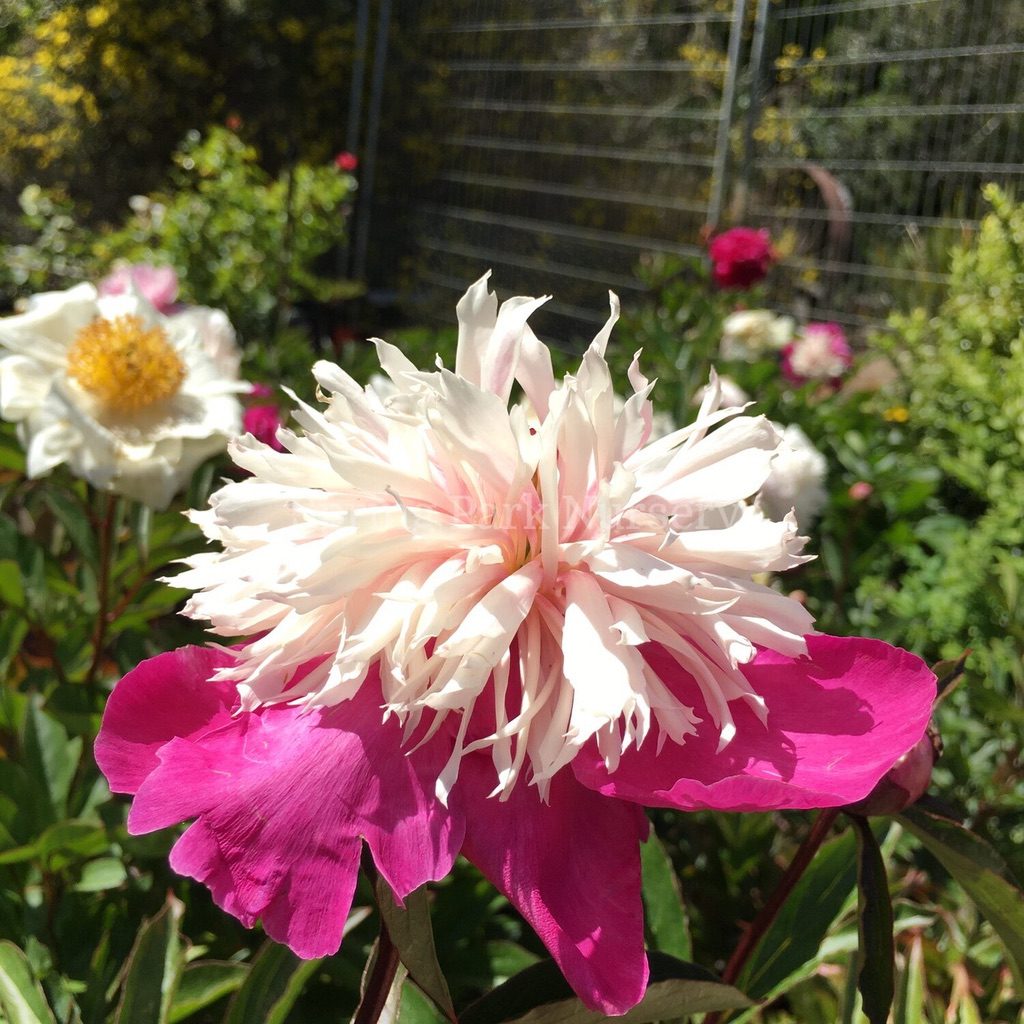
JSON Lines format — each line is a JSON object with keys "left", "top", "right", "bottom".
{"left": 846, "top": 727, "right": 940, "bottom": 816}
{"left": 848, "top": 481, "right": 873, "bottom": 501}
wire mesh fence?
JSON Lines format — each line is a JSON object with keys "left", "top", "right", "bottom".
{"left": 382, "top": 0, "right": 1024, "bottom": 340}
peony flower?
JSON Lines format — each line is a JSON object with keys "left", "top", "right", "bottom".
{"left": 707, "top": 227, "right": 776, "bottom": 289}
{"left": 758, "top": 423, "right": 829, "bottom": 527}
{"left": 168, "top": 305, "right": 242, "bottom": 380}
{"left": 782, "top": 322, "right": 852, "bottom": 384}
{"left": 99, "top": 264, "right": 179, "bottom": 315}
{"left": 720, "top": 309, "right": 794, "bottom": 362}
{"left": 243, "top": 404, "right": 285, "bottom": 451}
{"left": 0, "top": 283, "right": 244, "bottom": 509}
{"left": 96, "top": 275, "right": 935, "bottom": 1014}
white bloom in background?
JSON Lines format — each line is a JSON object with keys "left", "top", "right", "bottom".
{"left": 720, "top": 309, "right": 794, "bottom": 362}
{"left": 168, "top": 306, "right": 242, "bottom": 380}
{"left": 759, "top": 423, "right": 828, "bottom": 527}
{"left": 175, "top": 274, "right": 814, "bottom": 800}
{"left": 0, "top": 283, "right": 244, "bottom": 509}
{"left": 693, "top": 375, "right": 750, "bottom": 410}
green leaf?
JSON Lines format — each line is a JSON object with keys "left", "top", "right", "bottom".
{"left": 168, "top": 962, "right": 249, "bottom": 1023}
{"left": 376, "top": 878, "right": 456, "bottom": 1022}
{"left": 0, "top": 560, "right": 26, "bottom": 610}
{"left": 401, "top": 981, "right": 449, "bottom": 1024}
{"left": 22, "top": 699, "right": 82, "bottom": 822}
{"left": 73, "top": 857, "right": 128, "bottom": 893}
{"left": 851, "top": 816, "right": 894, "bottom": 1024}
{"left": 458, "top": 952, "right": 751, "bottom": 1024}
{"left": 0, "top": 941, "right": 57, "bottom": 1024}
{"left": 42, "top": 489, "right": 98, "bottom": 567}
{"left": 900, "top": 804, "right": 1024, "bottom": 990}
{"left": 113, "top": 893, "right": 186, "bottom": 1024}
{"left": 640, "top": 830, "right": 692, "bottom": 960}
{"left": 736, "top": 827, "right": 858, "bottom": 1003}
{"left": 222, "top": 942, "right": 322, "bottom": 1024}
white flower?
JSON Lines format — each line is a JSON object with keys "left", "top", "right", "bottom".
{"left": 168, "top": 306, "right": 242, "bottom": 379}
{"left": 0, "top": 282, "right": 245, "bottom": 509}
{"left": 693, "top": 375, "right": 750, "bottom": 409}
{"left": 759, "top": 424, "right": 828, "bottom": 527}
{"left": 720, "top": 309, "right": 794, "bottom": 362}
{"left": 174, "top": 275, "right": 814, "bottom": 801}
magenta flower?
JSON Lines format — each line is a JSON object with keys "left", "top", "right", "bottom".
{"left": 707, "top": 228, "right": 776, "bottom": 290}
{"left": 782, "top": 322, "right": 853, "bottom": 385}
{"left": 242, "top": 404, "right": 285, "bottom": 451}
{"left": 99, "top": 264, "right": 180, "bottom": 314}
{"left": 95, "top": 276, "right": 935, "bottom": 1015}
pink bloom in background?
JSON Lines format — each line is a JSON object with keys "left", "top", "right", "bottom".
{"left": 96, "top": 276, "right": 935, "bottom": 1015}
{"left": 334, "top": 151, "right": 358, "bottom": 172}
{"left": 782, "top": 322, "right": 853, "bottom": 384}
{"left": 99, "top": 264, "right": 179, "bottom": 314}
{"left": 249, "top": 382, "right": 274, "bottom": 399}
{"left": 849, "top": 481, "right": 874, "bottom": 501}
{"left": 242, "top": 404, "right": 285, "bottom": 451}
{"left": 707, "top": 227, "right": 776, "bottom": 289}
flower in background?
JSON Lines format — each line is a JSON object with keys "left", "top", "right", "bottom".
{"left": 848, "top": 480, "right": 873, "bottom": 501}
{"left": 692, "top": 375, "right": 750, "bottom": 409}
{"left": 243, "top": 404, "right": 285, "bottom": 451}
{"left": 0, "top": 283, "right": 244, "bottom": 508}
{"left": 334, "top": 151, "right": 358, "bottom": 172}
{"left": 782, "top": 322, "right": 852, "bottom": 384}
{"left": 96, "top": 276, "right": 935, "bottom": 1014}
{"left": 707, "top": 227, "right": 776, "bottom": 289}
{"left": 168, "top": 305, "right": 242, "bottom": 380}
{"left": 759, "top": 423, "right": 828, "bottom": 527}
{"left": 719, "top": 309, "right": 794, "bottom": 362}
{"left": 249, "top": 382, "right": 274, "bottom": 399}
{"left": 99, "top": 264, "right": 242, "bottom": 379}
{"left": 99, "top": 263, "right": 179, "bottom": 315}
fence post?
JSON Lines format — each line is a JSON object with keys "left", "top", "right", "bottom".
{"left": 733, "top": 0, "right": 770, "bottom": 223}
{"left": 706, "top": 0, "right": 748, "bottom": 232}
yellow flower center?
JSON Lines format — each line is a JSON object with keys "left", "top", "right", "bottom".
{"left": 66, "top": 315, "right": 185, "bottom": 413}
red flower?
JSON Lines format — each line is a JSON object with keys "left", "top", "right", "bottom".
{"left": 334, "top": 151, "right": 358, "bottom": 172}
{"left": 707, "top": 227, "right": 776, "bottom": 290}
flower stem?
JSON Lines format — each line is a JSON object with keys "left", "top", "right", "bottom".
{"left": 707, "top": 808, "right": 841, "bottom": 1024}
{"left": 85, "top": 493, "right": 118, "bottom": 693}
{"left": 352, "top": 924, "right": 401, "bottom": 1024}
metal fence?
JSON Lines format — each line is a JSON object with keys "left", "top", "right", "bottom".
{"left": 374, "top": 0, "right": 1024, "bottom": 340}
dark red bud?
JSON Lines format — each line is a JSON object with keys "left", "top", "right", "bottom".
{"left": 846, "top": 725, "right": 941, "bottom": 816}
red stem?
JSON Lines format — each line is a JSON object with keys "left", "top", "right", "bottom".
{"left": 707, "top": 808, "right": 841, "bottom": 1024}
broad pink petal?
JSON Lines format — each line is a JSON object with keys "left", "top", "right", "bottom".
{"left": 458, "top": 754, "right": 650, "bottom": 1015}
{"left": 573, "top": 635, "right": 936, "bottom": 812}
{"left": 96, "top": 648, "right": 463, "bottom": 958}
{"left": 95, "top": 646, "right": 238, "bottom": 793}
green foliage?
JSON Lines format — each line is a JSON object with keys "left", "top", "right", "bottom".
{"left": 1, "top": 126, "right": 360, "bottom": 343}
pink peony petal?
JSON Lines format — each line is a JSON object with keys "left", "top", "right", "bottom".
{"left": 458, "top": 754, "right": 650, "bottom": 1015}
{"left": 97, "top": 647, "right": 463, "bottom": 958}
{"left": 95, "top": 646, "right": 238, "bottom": 793}
{"left": 572, "top": 635, "right": 936, "bottom": 812}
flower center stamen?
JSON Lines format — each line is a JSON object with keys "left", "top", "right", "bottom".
{"left": 67, "top": 315, "right": 185, "bottom": 413}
